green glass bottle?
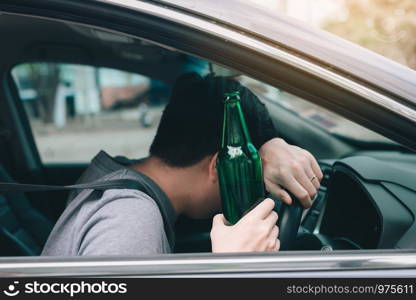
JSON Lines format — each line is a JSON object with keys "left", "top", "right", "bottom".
{"left": 217, "top": 91, "right": 265, "bottom": 225}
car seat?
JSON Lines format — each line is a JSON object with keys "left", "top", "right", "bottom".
{"left": 0, "top": 164, "right": 53, "bottom": 255}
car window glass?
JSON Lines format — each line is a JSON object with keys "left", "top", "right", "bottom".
{"left": 12, "top": 63, "right": 169, "bottom": 163}
{"left": 236, "top": 75, "right": 394, "bottom": 144}
{"left": 250, "top": 0, "right": 416, "bottom": 72}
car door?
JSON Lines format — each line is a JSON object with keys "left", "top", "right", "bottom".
{"left": 0, "top": 0, "right": 415, "bottom": 277}
{"left": 9, "top": 61, "right": 164, "bottom": 222}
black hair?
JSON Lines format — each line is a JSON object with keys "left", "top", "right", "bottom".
{"left": 149, "top": 72, "right": 277, "bottom": 167}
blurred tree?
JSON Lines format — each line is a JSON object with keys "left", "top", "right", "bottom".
{"left": 323, "top": 0, "right": 416, "bottom": 70}
{"left": 27, "top": 63, "right": 61, "bottom": 123}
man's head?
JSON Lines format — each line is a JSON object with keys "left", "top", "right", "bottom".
{"left": 149, "top": 72, "right": 276, "bottom": 218}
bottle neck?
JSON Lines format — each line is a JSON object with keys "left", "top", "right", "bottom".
{"left": 221, "top": 101, "right": 252, "bottom": 147}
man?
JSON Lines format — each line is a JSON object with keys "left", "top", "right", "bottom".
{"left": 42, "top": 73, "right": 322, "bottom": 256}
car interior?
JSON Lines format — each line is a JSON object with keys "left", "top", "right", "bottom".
{"left": 0, "top": 13, "right": 415, "bottom": 257}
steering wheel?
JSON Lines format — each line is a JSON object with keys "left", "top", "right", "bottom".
{"left": 276, "top": 194, "right": 303, "bottom": 251}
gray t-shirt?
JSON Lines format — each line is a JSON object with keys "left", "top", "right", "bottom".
{"left": 41, "top": 151, "right": 177, "bottom": 256}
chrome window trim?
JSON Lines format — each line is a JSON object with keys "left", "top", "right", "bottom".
{"left": 99, "top": 0, "right": 416, "bottom": 122}
{"left": 1, "top": 251, "right": 416, "bottom": 277}
{"left": 0, "top": 1, "right": 415, "bottom": 278}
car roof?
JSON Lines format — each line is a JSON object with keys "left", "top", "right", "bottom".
{"left": 158, "top": 0, "right": 416, "bottom": 104}
{"left": 0, "top": 13, "right": 201, "bottom": 84}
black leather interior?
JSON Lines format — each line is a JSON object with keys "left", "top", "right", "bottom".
{"left": 0, "top": 165, "right": 52, "bottom": 255}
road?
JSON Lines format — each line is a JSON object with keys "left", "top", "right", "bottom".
{"left": 32, "top": 108, "right": 161, "bottom": 163}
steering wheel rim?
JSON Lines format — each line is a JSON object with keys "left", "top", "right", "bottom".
{"left": 276, "top": 196, "right": 303, "bottom": 251}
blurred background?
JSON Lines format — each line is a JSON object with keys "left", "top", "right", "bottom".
{"left": 250, "top": 0, "right": 416, "bottom": 70}
{"left": 11, "top": 0, "right": 415, "bottom": 163}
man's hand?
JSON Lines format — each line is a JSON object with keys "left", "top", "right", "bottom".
{"left": 211, "top": 198, "right": 279, "bottom": 253}
{"left": 260, "top": 138, "right": 323, "bottom": 208}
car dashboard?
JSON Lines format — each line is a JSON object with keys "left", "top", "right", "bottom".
{"left": 298, "top": 152, "right": 416, "bottom": 251}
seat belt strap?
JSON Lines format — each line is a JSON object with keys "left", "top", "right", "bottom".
{"left": 0, "top": 179, "right": 175, "bottom": 249}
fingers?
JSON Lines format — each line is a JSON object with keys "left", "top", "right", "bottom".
{"left": 270, "top": 225, "right": 279, "bottom": 241}
{"left": 305, "top": 166, "right": 320, "bottom": 190}
{"left": 246, "top": 198, "right": 275, "bottom": 220}
{"left": 266, "top": 225, "right": 279, "bottom": 251}
{"left": 299, "top": 148, "right": 323, "bottom": 184}
{"left": 282, "top": 176, "right": 312, "bottom": 208}
{"left": 295, "top": 172, "right": 317, "bottom": 199}
{"left": 212, "top": 214, "right": 226, "bottom": 226}
{"left": 264, "top": 178, "right": 292, "bottom": 205}
{"left": 263, "top": 210, "right": 278, "bottom": 229}
{"left": 309, "top": 153, "right": 324, "bottom": 182}
{"left": 273, "top": 238, "right": 281, "bottom": 251}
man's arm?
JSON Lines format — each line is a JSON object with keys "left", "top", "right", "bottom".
{"left": 78, "top": 192, "right": 168, "bottom": 256}
{"left": 242, "top": 92, "right": 323, "bottom": 208}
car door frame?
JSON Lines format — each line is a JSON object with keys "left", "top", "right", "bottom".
{"left": 0, "top": 0, "right": 415, "bottom": 277}
{"left": 1, "top": 250, "right": 416, "bottom": 277}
